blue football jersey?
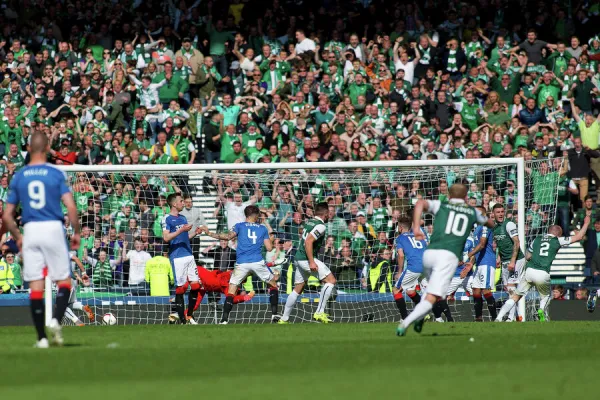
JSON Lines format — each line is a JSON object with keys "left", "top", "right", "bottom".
{"left": 162, "top": 214, "right": 193, "bottom": 259}
{"left": 395, "top": 229, "right": 428, "bottom": 273}
{"left": 474, "top": 225, "right": 496, "bottom": 267}
{"left": 7, "top": 164, "right": 70, "bottom": 224}
{"left": 455, "top": 234, "right": 476, "bottom": 277}
{"left": 234, "top": 222, "right": 269, "bottom": 264}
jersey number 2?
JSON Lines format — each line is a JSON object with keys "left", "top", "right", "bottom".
{"left": 445, "top": 211, "right": 468, "bottom": 236}
{"left": 28, "top": 180, "right": 46, "bottom": 210}
{"left": 248, "top": 229, "right": 257, "bottom": 244}
{"left": 539, "top": 242, "right": 550, "bottom": 256}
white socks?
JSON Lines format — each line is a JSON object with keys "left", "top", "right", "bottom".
{"left": 316, "top": 283, "right": 335, "bottom": 314}
{"left": 540, "top": 295, "right": 551, "bottom": 316}
{"left": 402, "top": 300, "right": 433, "bottom": 329}
{"left": 64, "top": 308, "right": 79, "bottom": 323}
{"left": 72, "top": 302, "right": 83, "bottom": 311}
{"left": 496, "top": 299, "right": 516, "bottom": 321}
{"left": 281, "top": 290, "right": 299, "bottom": 321}
{"left": 517, "top": 297, "right": 526, "bottom": 321}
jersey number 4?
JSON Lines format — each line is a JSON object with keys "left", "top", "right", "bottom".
{"left": 248, "top": 229, "right": 257, "bottom": 244}
{"left": 28, "top": 180, "right": 46, "bottom": 209}
{"left": 445, "top": 211, "right": 469, "bottom": 236}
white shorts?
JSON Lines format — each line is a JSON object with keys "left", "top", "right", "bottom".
{"left": 68, "top": 278, "right": 78, "bottom": 304}
{"left": 22, "top": 221, "right": 70, "bottom": 282}
{"left": 394, "top": 270, "right": 424, "bottom": 291}
{"left": 171, "top": 255, "right": 199, "bottom": 287}
{"left": 293, "top": 259, "right": 331, "bottom": 285}
{"left": 421, "top": 249, "right": 459, "bottom": 298}
{"left": 447, "top": 275, "right": 473, "bottom": 296}
{"left": 472, "top": 265, "right": 496, "bottom": 289}
{"left": 515, "top": 268, "right": 551, "bottom": 297}
{"left": 502, "top": 258, "right": 526, "bottom": 286}
{"left": 230, "top": 260, "right": 274, "bottom": 286}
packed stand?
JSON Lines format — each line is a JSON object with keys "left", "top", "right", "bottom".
{"left": 0, "top": 0, "right": 600, "bottom": 295}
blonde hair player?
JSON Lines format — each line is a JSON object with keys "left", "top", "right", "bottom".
{"left": 396, "top": 184, "right": 494, "bottom": 336}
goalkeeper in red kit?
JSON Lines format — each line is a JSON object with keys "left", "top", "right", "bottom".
{"left": 194, "top": 266, "right": 255, "bottom": 308}
{"left": 170, "top": 266, "right": 255, "bottom": 322}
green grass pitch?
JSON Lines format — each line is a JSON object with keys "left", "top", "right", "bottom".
{"left": 5, "top": 322, "right": 600, "bottom": 400}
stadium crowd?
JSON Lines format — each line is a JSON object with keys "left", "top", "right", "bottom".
{"left": 0, "top": 0, "right": 600, "bottom": 299}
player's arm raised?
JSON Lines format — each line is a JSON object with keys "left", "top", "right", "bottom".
{"left": 412, "top": 200, "right": 430, "bottom": 240}
{"left": 62, "top": 191, "right": 81, "bottom": 250}
{"left": 570, "top": 215, "right": 591, "bottom": 244}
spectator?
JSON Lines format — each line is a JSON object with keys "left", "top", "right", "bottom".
{"left": 0, "top": 256, "right": 14, "bottom": 294}
{"left": 552, "top": 285, "right": 566, "bottom": 300}
{"left": 575, "top": 287, "right": 590, "bottom": 300}
{"left": 123, "top": 239, "right": 152, "bottom": 287}
{"left": 145, "top": 252, "right": 174, "bottom": 296}
{"left": 200, "top": 239, "right": 236, "bottom": 271}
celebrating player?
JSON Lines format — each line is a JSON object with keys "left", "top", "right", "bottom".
{"left": 396, "top": 184, "right": 494, "bottom": 336}
{"left": 279, "top": 202, "right": 336, "bottom": 324}
{"left": 492, "top": 204, "right": 526, "bottom": 321}
{"left": 392, "top": 218, "right": 427, "bottom": 320}
{"left": 468, "top": 207, "right": 497, "bottom": 321}
{"left": 162, "top": 193, "right": 202, "bottom": 325}
{"left": 200, "top": 205, "right": 280, "bottom": 324}
{"left": 3, "top": 132, "right": 81, "bottom": 347}
{"left": 496, "top": 216, "right": 590, "bottom": 321}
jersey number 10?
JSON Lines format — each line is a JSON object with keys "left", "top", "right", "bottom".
{"left": 28, "top": 180, "right": 46, "bottom": 209}
{"left": 445, "top": 210, "right": 469, "bottom": 236}
{"left": 248, "top": 229, "right": 257, "bottom": 244}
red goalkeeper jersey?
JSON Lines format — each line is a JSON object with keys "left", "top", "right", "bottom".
{"left": 197, "top": 266, "right": 231, "bottom": 294}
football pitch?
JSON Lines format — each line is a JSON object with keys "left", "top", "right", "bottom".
{"left": 5, "top": 322, "right": 600, "bottom": 400}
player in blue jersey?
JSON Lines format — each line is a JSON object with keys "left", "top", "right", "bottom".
{"left": 162, "top": 193, "right": 202, "bottom": 325}
{"left": 2, "top": 133, "right": 80, "bottom": 348}
{"left": 200, "top": 205, "right": 279, "bottom": 324}
{"left": 467, "top": 207, "right": 497, "bottom": 321}
{"left": 392, "top": 218, "right": 427, "bottom": 319}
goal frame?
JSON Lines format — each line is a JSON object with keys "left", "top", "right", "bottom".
{"left": 48, "top": 158, "right": 527, "bottom": 325}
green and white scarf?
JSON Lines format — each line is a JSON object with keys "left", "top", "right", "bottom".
{"left": 561, "top": 74, "right": 576, "bottom": 100}
{"left": 418, "top": 44, "right": 431, "bottom": 65}
{"left": 465, "top": 41, "right": 482, "bottom": 60}
{"left": 202, "top": 65, "right": 222, "bottom": 82}
{"left": 447, "top": 50, "right": 458, "bottom": 72}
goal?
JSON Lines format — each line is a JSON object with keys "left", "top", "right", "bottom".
{"left": 49, "top": 157, "right": 560, "bottom": 325}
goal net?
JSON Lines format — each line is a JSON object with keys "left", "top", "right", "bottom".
{"left": 54, "top": 158, "right": 560, "bottom": 325}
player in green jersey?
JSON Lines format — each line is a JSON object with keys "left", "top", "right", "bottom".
{"left": 496, "top": 216, "right": 589, "bottom": 321}
{"left": 279, "top": 203, "right": 337, "bottom": 324}
{"left": 397, "top": 184, "right": 494, "bottom": 336}
{"left": 492, "top": 203, "right": 526, "bottom": 321}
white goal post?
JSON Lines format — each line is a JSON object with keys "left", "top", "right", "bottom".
{"left": 47, "top": 157, "right": 534, "bottom": 325}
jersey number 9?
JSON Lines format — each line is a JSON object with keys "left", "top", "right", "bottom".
{"left": 28, "top": 180, "right": 46, "bottom": 210}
